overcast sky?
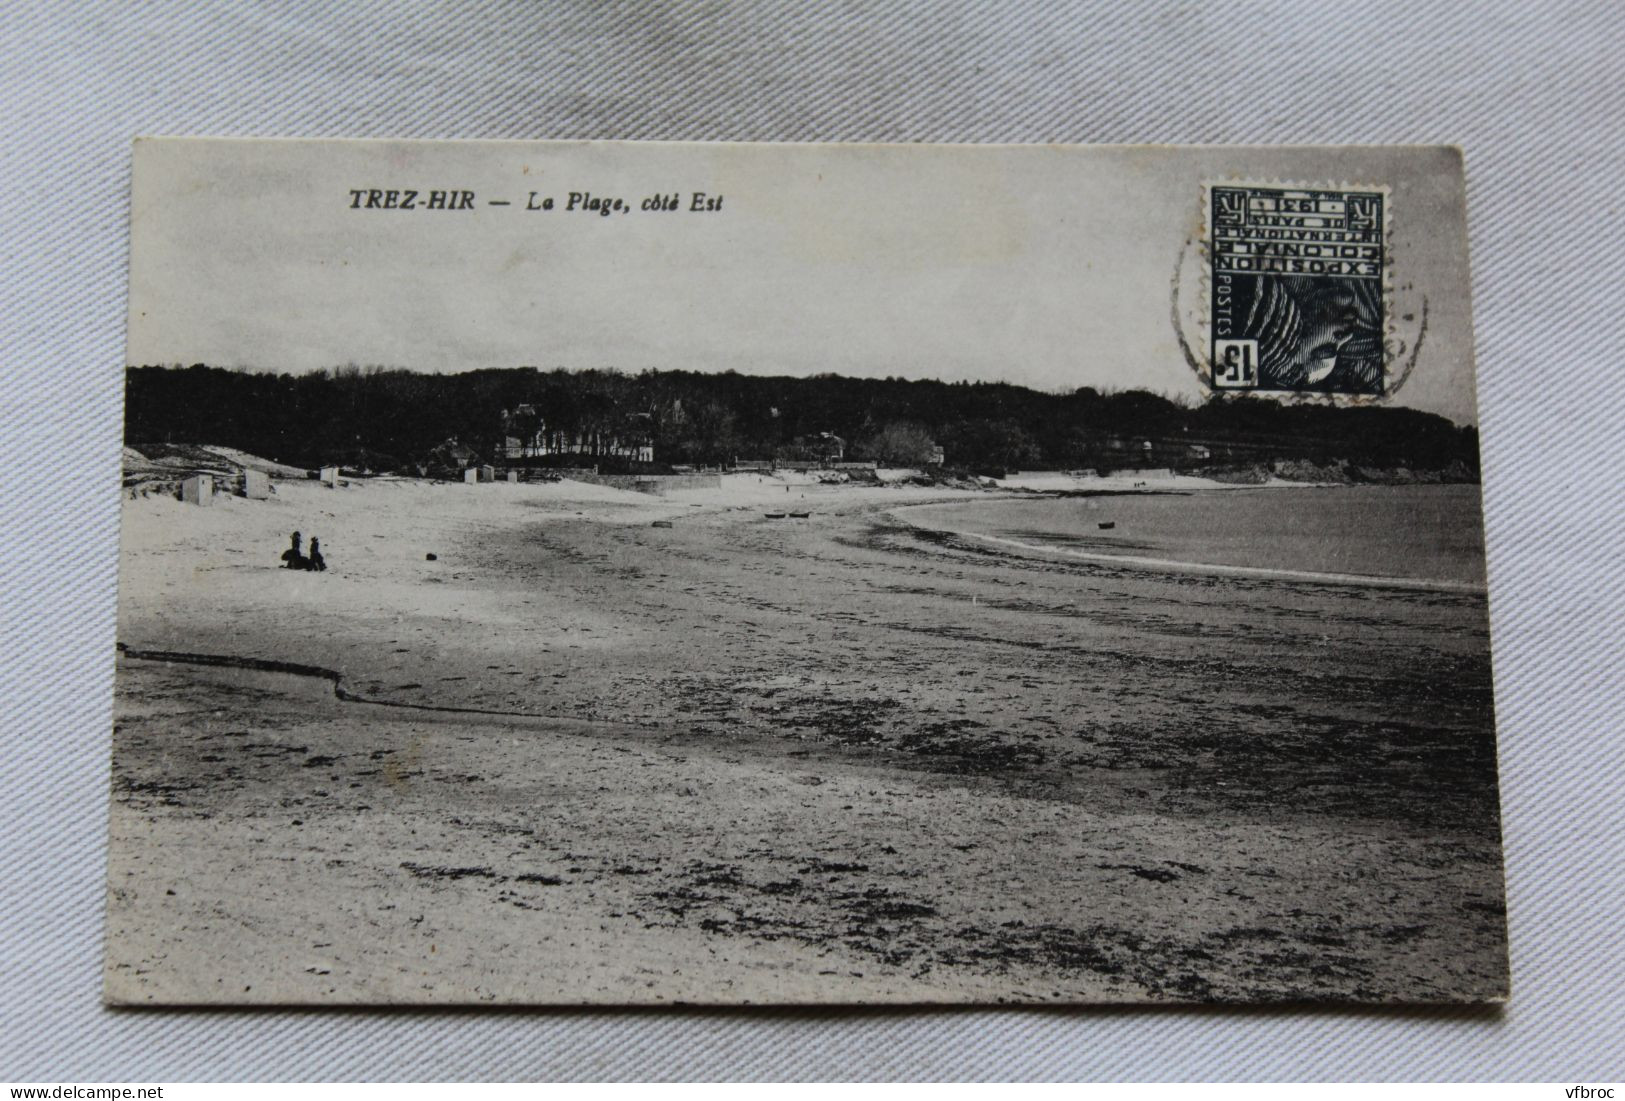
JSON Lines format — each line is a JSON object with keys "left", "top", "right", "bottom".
{"left": 128, "top": 139, "right": 1479, "bottom": 424}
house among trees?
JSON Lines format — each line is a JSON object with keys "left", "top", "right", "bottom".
{"left": 420, "top": 437, "right": 481, "bottom": 478}
{"left": 776, "top": 431, "right": 846, "bottom": 465}
{"left": 814, "top": 431, "right": 844, "bottom": 463}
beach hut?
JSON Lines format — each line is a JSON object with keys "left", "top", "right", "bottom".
{"left": 180, "top": 474, "right": 212, "bottom": 506}
{"left": 320, "top": 466, "right": 340, "bottom": 487}
{"left": 242, "top": 469, "right": 271, "bottom": 499}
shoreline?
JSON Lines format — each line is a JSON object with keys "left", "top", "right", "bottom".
{"left": 888, "top": 503, "right": 1488, "bottom": 594}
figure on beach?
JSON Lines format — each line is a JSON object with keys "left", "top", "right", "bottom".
{"left": 278, "top": 531, "right": 328, "bottom": 571}
{"left": 280, "top": 531, "right": 308, "bottom": 570}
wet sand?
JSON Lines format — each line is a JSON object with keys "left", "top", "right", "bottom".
{"left": 106, "top": 477, "right": 1507, "bottom": 1004}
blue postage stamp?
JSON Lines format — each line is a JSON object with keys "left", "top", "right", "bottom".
{"left": 1208, "top": 183, "right": 1388, "bottom": 395}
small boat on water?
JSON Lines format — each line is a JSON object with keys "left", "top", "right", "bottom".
{"left": 764, "top": 512, "right": 786, "bottom": 519}
{"left": 789, "top": 511, "right": 811, "bottom": 519}
{"left": 1098, "top": 521, "right": 1116, "bottom": 530}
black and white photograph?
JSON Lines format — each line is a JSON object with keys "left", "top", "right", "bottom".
{"left": 104, "top": 138, "right": 1507, "bottom": 1006}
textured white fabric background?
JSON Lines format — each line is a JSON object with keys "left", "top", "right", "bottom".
{"left": 2, "top": 0, "right": 1621, "bottom": 1082}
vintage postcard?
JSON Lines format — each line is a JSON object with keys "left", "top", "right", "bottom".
{"left": 107, "top": 139, "right": 1507, "bottom": 1005}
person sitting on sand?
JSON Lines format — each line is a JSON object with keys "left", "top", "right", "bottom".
{"left": 308, "top": 537, "right": 327, "bottom": 573}
{"left": 280, "top": 530, "right": 308, "bottom": 570}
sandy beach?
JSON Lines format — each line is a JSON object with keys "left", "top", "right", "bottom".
{"left": 106, "top": 471, "right": 1507, "bottom": 1004}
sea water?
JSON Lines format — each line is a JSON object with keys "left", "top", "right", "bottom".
{"left": 907, "top": 484, "right": 1487, "bottom": 587}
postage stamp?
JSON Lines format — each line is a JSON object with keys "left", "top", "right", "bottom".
{"left": 1207, "top": 183, "right": 1389, "bottom": 395}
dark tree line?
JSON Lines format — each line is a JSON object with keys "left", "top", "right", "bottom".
{"left": 124, "top": 364, "right": 1480, "bottom": 477}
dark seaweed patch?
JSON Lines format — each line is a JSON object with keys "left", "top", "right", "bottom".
{"left": 400, "top": 862, "right": 500, "bottom": 881}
